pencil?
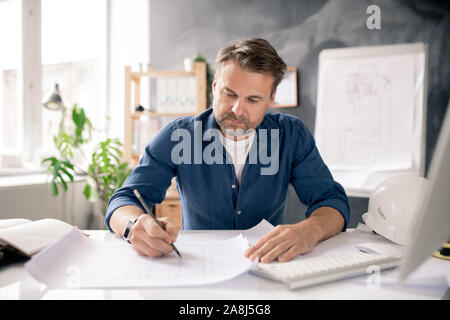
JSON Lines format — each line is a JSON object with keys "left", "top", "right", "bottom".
{"left": 133, "top": 189, "right": 182, "bottom": 258}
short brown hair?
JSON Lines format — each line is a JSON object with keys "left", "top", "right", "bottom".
{"left": 215, "top": 38, "right": 287, "bottom": 96}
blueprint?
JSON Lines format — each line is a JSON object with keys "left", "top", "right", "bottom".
{"left": 24, "top": 220, "right": 274, "bottom": 289}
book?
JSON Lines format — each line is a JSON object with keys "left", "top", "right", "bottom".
{"left": 0, "top": 218, "right": 74, "bottom": 258}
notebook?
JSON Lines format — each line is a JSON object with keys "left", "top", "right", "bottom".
{"left": 0, "top": 218, "right": 74, "bottom": 257}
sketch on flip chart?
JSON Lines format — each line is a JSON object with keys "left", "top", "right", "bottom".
{"left": 315, "top": 44, "right": 427, "bottom": 196}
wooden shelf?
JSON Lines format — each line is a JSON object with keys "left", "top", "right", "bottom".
{"left": 123, "top": 62, "right": 208, "bottom": 228}
{"left": 124, "top": 61, "right": 206, "bottom": 163}
{"left": 131, "top": 111, "right": 197, "bottom": 120}
{"left": 132, "top": 70, "right": 196, "bottom": 79}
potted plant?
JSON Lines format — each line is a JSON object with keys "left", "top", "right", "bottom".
{"left": 42, "top": 105, "right": 131, "bottom": 219}
{"left": 194, "top": 53, "right": 214, "bottom": 108}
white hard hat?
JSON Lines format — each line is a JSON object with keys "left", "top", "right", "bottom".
{"left": 362, "top": 174, "right": 428, "bottom": 245}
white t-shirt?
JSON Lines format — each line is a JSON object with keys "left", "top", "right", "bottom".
{"left": 220, "top": 131, "right": 255, "bottom": 184}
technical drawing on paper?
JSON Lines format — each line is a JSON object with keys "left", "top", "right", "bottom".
{"left": 317, "top": 54, "right": 418, "bottom": 171}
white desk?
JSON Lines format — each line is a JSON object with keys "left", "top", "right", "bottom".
{"left": 0, "top": 230, "right": 448, "bottom": 300}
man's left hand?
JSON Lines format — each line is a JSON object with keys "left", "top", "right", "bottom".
{"left": 244, "top": 221, "right": 322, "bottom": 263}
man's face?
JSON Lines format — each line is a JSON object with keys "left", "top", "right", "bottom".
{"left": 212, "top": 61, "right": 276, "bottom": 138}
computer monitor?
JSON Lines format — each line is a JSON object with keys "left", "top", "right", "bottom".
{"left": 398, "top": 100, "right": 450, "bottom": 282}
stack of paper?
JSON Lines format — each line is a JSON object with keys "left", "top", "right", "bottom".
{"left": 24, "top": 223, "right": 265, "bottom": 289}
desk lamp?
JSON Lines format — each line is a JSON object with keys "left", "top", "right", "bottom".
{"left": 42, "top": 83, "right": 65, "bottom": 131}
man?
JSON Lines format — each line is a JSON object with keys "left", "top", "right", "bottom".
{"left": 105, "top": 38, "right": 350, "bottom": 263}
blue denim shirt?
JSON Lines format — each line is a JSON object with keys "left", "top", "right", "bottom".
{"left": 105, "top": 108, "right": 350, "bottom": 231}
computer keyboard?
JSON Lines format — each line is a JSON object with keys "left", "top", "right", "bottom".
{"left": 250, "top": 249, "right": 401, "bottom": 290}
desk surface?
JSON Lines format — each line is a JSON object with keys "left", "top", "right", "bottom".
{"left": 0, "top": 230, "right": 448, "bottom": 300}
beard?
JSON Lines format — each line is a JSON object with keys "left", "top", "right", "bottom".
{"left": 216, "top": 112, "right": 253, "bottom": 137}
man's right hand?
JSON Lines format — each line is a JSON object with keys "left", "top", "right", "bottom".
{"left": 129, "top": 214, "right": 180, "bottom": 258}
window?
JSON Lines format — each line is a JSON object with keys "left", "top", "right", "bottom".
{"left": 108, "top": 0, "right": 149, "bottom": 140}
{"left": 0, "top": 0, "right": 22, "bottom": 168}
{"left": 41, "top": 0, "right": 106, "bottom": 157}
{"left": 0, "top": 0, "right": 149, "bottom": 174}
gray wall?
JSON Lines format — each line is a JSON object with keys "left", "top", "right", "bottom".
{"left": 150, "top": 0, "right": 450, "bottom": 228}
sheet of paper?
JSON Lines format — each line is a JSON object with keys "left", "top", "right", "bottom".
{"left": 346, "top": 257, "right": 450, "bottom": 289}
{"left": 25, "top": 227, "right": 254, "bottom": 289}
{"left": 178, "top": 219, "right": 274, "bottom": 246}
{"left": 287, "top": 223, "right": 400, "bottom": 262}
{"left": 0, "top": 219, "right": 31, "bottom": 230}
{"left": 317, "top": 54, "right": 419, "bottom": 171}
{"left": 242, "top": 219, "right": 274, "bottom": 245}
{"left": 315, "top": 45, "right": 427, "bottom": 196}
{"left": 273, "top": 70, "right": 296, "bottom": 106}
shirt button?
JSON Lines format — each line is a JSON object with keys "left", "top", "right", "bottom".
{"left": 232, "top": 184, "right": 236, "bottom": 189}
{"left": 237, "top": 210, "right": 242, "bottom": 215}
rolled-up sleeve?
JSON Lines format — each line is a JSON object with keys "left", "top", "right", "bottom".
{"left": 289, "top": 122, "right": 350, "bottom": 230}
{"left": 104, "top": 122, "right": 177, "bottom": 231}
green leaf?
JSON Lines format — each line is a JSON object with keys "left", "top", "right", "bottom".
{"left": 91, "top": 138, "right": 124, "bottom": 171}
{"left": 60, "top": 160, "right": 74, "bottom": 170}
{"left": 42, "top": 156, "right": 75, "bottom": 196}
{"left": 84, "top": 117, "right": 93, "bottom": 141}
{"left": 83, "top": 184, "right": 91, "bottom": 200}
{"left": 51, "top": 181, "right": 58, "bottom": 196}
{"left": 83, "top": 176, "right": 98, "bottom": 202}
{"left": 194, "top": 54, "right": 206, "bottom": 62}
{"left": 108, "top": 146, "right": 122, "bottom": 158}
{"left": 42, "top": 156, "right": 57, "bottom": 164}
{"left": 57, "top": 173, "right": 68, "bottom": 191}
{"left": 72, "top": 105, "right": 87, "bottom": 145}
{"left": 59, "top": 167, "right": 74, "bottom": 182}
{"left": 54, "top": 132, "right": 75, "bottom": 159}
{"left": 72, "top": 104, "right": 86, "bottom": 128}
